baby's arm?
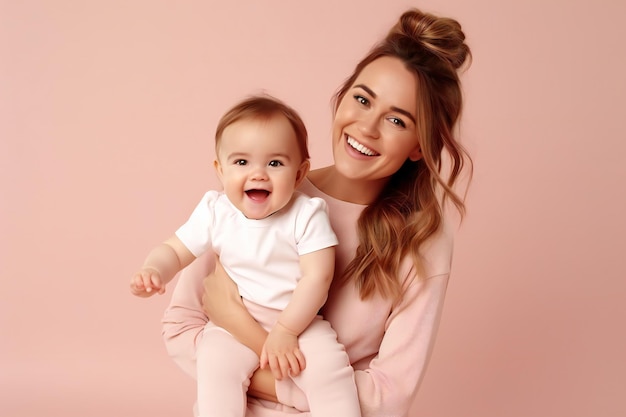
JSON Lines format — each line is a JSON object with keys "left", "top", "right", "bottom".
{"left": 130, "top": 235, "right": 196, "bottom": 297}
{"left": 260, "top": 246, "right": 335, "bottom": 380}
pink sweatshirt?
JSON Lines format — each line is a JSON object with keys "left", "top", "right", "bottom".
{"left": 162, "top": 178, "right": 453, "bottom": 417}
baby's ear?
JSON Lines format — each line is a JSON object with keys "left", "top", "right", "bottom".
{"left": 294, "top": 159, "right": 310, "bottom": 187}
{"left": 213, "top": 160, "right": 224, "bottom": 182}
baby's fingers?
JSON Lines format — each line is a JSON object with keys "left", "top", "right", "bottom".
{"left": 268, "top": 354, "right": 290, "bottom": 381}
{"left": 287, "top": 348, "right": 306, "bottom": 376}
{"left": 260, "top": 348, "right": 268, "bottom": 370}
{"left": 150, "top": 274, "right": 165, "bottom": 294}
{"left": 139, "top": 271, "right": 159, "bottom": 293}
{"left": 129, "top": 269, "right": 163, "bottom": 297}
{"left": 130, "top": 274, "right": 147, "bottom": 294}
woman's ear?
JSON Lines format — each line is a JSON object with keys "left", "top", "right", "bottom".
{"left": 408, "top": 145, "right": 423, "bottom": 162}
{"left": 294, "top": 159, "right": 311, "bottom": 187}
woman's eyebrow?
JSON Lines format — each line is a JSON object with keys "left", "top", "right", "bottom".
{"left": 354, "top": 84, "right": 416, "bottom": 124}
{"left": 354, "top": 84, "right": 377, "bottom": 98}
{"left": 390, "top": 106, "right": 416, "bottom": 125}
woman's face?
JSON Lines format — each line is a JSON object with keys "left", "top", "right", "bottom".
{"left": 332, "top": 56, "right": 421, "bottom": 185}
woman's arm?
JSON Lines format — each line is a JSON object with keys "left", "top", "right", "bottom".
{"left": 355, "top": 271, "right": 449, "bottom": 417}
{"left": 162, "top": 251, "right": 280, "bottom": 401}
{"left": 345, "top": 220, "right": 456, "bottom": 416}
{"left": 161, "top": 250, "right": 214, "bottom": 378}
{"left": 202, "top": 260, "right": 268, "bottom": 357}
{"left": 202, "top": 261, "right": 279, "bottom": 402}
{"left": 276, "top": 271, "right": 450, "bottom": 416}
{"left": 248, "top": 368, "right": 279, "bottom": 402}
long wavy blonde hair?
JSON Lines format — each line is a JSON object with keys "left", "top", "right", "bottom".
{"left": 334, "top": 8, "right": 473, "bottom": 303}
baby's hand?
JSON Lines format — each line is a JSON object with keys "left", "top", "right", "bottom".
{"left": 260, "top": 323, "right": 306, "bottom": 380}
{"left": 130, "top": 268, "right": 165, "bottom": 297}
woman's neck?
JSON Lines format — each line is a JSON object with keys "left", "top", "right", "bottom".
{"left": 307, "top": 166, "right": 385, "bottom": 205}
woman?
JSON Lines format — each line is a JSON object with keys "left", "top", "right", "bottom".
{"left": 162, "top": 7, "right": 472, "bottom": 417}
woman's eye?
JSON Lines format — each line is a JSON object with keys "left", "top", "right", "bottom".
{"left": 268, "top": 160, "right": 283, "bottom": 167}
{"left": 389, "top": 117, "right": 406, "bottom": 128}
{"left": 354, "top": 95, "right": 369, "bottom": 106}
{"left": 234, "top": 159, "right": 247, "bottom": 166}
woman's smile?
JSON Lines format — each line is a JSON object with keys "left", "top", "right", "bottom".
{"left": 346, "top": 135, "right": 379, "bottom": 156}
{"left": 332, "top": 57, "right": 421, "bottom": 183}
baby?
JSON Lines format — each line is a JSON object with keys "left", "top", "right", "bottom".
{"left": 130, "top": 95, "right": 361, "bottom": 417}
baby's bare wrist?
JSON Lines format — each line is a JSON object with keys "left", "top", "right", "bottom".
{"left": 275, "top": 321, "right": 298, "bottom": 336}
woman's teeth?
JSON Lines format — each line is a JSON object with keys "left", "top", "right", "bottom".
{"left": 347, "top": 136, "right": 377, "bottom": 156}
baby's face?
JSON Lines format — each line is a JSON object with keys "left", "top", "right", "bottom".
{"left": 215, "top": 116, "right": 308, "bottom": 220}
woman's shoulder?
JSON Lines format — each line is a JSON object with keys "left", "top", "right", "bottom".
{"left": 297, "top": 176, "right": 326, "bottom": 200}
{"left": 298, "top": 177, "right": 365, "bottom": 213}
{"left": 419, "top": 218, "right": 455, "bottom": 278}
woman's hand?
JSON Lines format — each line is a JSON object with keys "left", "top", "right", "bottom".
{"left": 201, "top": 257, "right": 244, "bottom": 325}
{"left": 201, "top": 257, "right": 268, "bottom": 357}
{"left": 248, "top": 367, "right": 280, "bottom": 403}
{"left": 202, "top": 258, "right": 280, "bottom": 401}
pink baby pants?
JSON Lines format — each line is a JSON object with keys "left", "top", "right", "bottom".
{"left": 196, "top": 299, "right": 361, "bottom": 417}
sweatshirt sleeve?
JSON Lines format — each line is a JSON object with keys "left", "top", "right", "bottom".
{"left": 161, "top": 250, "right": 215, "bottom": 378}
{"left": 354, "top": 269, "right": 450, "bottom": 417}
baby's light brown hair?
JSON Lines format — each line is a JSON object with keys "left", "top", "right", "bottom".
{"left": 215, "top": 95, "right": 310, "bottom": 161}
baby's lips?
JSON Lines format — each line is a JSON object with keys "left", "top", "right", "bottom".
{"left": 245, "top": 189, "right": 270, "bottom": 201}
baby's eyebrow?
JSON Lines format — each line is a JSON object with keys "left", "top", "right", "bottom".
{"left": 226, "top": 152, "right": 249, "bottom": 160}
{"left": 268, "top": 153, "right": 292, "bottom": 161}
{"left": 226, "top": 152, "right": 293, "bottom": 161}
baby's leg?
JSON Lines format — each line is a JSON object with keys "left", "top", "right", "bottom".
{"left": 196, "top": 321, "right": 259, "bottom": 417}
{"left": 291, "top": 318, "right": 361, "bottom": 417}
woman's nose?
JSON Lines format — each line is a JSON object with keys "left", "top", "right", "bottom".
{"left": 357, "top": 116, "right": 380, "bottom": 139}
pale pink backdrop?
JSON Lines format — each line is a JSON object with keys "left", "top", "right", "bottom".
{"left": 1, "top": 1, "right": 625, "bottom": 416}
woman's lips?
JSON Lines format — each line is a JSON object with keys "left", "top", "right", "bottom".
{"left": 346, "top": 134, "right": 379, "bottom": 157}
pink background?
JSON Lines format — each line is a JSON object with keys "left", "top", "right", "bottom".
{"left": 2, "top": 1, "right": 625, "bottom": 416}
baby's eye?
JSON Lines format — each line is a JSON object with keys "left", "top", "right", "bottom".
{"left": 268, "top": 160, "right": 283, "bottom": 167}
{"left": 389, "top": 117, "right": 406, "bottom": 128}
{"left": 354, "top": 95, "right": 369, "bottom": 106}
{"left": 234, "top": 159, "right": 247, "bottom": 166}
